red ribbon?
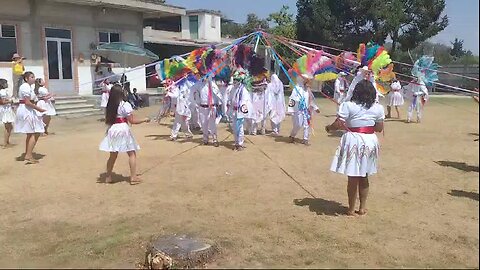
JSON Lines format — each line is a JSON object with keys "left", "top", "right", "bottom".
{"left": 115, "top": 117, "right": 128, "bottom": 124}
{"left": 348, "top": 126, "right": 375, "bottom": 134}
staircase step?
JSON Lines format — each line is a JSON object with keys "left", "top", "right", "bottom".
{"left": 60, "top": 111, "right": 104, "bottom": 119}
{"left": 56, "top": 108, "right": 102, "bottom": 116}
{"left": 54, "top": 99, "right": 87, "bottom": 106}
{"left": 55, "top": 104, "right": 95, "bottom": 111}
{"left": 54, "top": 96, "right": 85, "bottom": 101}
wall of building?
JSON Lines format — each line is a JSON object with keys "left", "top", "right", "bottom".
{"left": 0, "top": 0, "right": 147, "bottom": 96}
{"left": 201, "top": 14, "right": 221, "bottom": 42}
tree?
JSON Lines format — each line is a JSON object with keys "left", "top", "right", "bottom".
{"left": 268, "top": 5, "right": 296, "bottom": 39}
{"left": 450, "top": 38, "right": 466, "bottom": 58}
{"left": 268, "top": 6, "right": 298, "bottom": 67}
{"left": 296, "top": 0, "right": 449, "bottom": 54}
{"left": 376, "top": 0, "right": 449, "bottom": 55}
{"left": 242, "top": 13, "right": 269, "bottom": 34}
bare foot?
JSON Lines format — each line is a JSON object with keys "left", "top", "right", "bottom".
{"left": 105, "top": 174, "right": 113, "bottom": 184}
{"left": 346, "top": 210, "right": 358, "bottom": 217}
{"left": 356, "top": 209, "right": 368, "bottom": 216}
{"left": 25, "top": 158, "right": 39, "bottom": 165}
{"left": 130, "top": 176, "right": 142, "bottom": 185}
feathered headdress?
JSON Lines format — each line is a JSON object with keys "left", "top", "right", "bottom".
{"left": 249, "top": 54, "right": 269, "bottom": 90}
{"left": 292, "top": 50, "right": 338, "bottom": 81}
{"left": 335, "top": 51, "right": 357, "bottom": 74}
{"left": 155, "top": 56, "right": 191, "bottom": 82}
{"left": 232, "top": 44, "right": 254, "bottom": 70}
{"left": 232, "top": 68, "right": 252, "bottom": 91}
{"left": 357, "top": 43, "right": 394, "bottom": 80}
{"left": 412, "top": 56, "right": 438, "bottom": 87}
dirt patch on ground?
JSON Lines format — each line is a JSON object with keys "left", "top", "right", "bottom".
{"left": 0, "top": 97, "right": 478, "bottom": 268}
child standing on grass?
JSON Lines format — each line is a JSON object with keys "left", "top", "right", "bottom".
{"left": 34, "top": 78, "right": 56, "bottom": 135}
{"left": 99, "top": 85, "right": 150, "bottom": 185}
{"left": 326, "top": 80, "right": 385, "bottom": 216}
{"left": 0, "top": 79, "right": 15, "bottom": 148}
{"left": 14, "top": 72, "right": 46, "bottom": 164}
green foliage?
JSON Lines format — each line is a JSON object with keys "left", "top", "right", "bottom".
{"left": 296, "top": 0, "right": 449, "bottom": 53}
{"left": 450, "top": 38, "right": 466, "bottom": 58}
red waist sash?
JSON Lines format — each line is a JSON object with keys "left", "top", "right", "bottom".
{"left": 349, "top": 126, "right": 375, "bottom": 134}
{"left": 115, "top": 117, "right": 128, "bottom": 124}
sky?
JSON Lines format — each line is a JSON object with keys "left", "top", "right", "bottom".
{"left": 168, "top": 0, "right": 479, "bottom": 55}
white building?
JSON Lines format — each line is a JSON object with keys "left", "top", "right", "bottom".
{"left": 143, "top": 9, "right": 225, "bottom": 59}
{"left": 0, "top": 0, "right": 184, "bottom": 97}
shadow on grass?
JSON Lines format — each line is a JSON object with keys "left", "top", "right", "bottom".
{"left": 293, "top": 198, "right": 348, "bottom": 216}
{"left": 435, "top": 161, "right": 479, "bottom": 173}
{"left": 448, "top": 190, "right": 479, "bottom": 201}
{"left": 96, "top": 172, "right": 130, "bottom": 184}
{"left": 15, "top": 152, "right": 46, "bottom": 162}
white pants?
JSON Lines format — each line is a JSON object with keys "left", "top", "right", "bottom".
{"left": 248, "top": 119, "right": 266, "bottom": 135}
{"left": 290, "top": 111, "right": 309, "bottom": 140}
{"left": 271, "top": 121, "right": 281, "bottom": 134}
{"left": 232, "top": 114, "right": 245, "bottom": 146}
{"left": 171, "top": 113, "right": 193, "bottom": 138}
{"left": 190, "top": 106, "right": 201, "bottom": 129}
{"left": 407, "top": 96, "right": 422, "bottom": 121}
{"left": 199, "top": 106, "right": 218, "bottom": 142}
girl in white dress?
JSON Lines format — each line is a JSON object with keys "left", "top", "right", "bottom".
{"left": 14, "top": 72, "right": 46, "bottom": 164}
{"left": 326, "top": 80, "right": 385, "bottom": 216}
{"left": 386, "top": 80, "right": 404, "bottom": 119}
{"left": 99, "top": 85, "right": 150, "bottom": 185}
{"left": 100, "top": 79, "right": 112, "bottom": 109}
{"left": 0, "top": 79, "right": 15, "bottom": 148}
{"left": 34, "top": 78, "right": 56, "bottom": 135}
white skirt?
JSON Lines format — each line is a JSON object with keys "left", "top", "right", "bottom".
{"left": 99, "top": 123, "right": 140, "bottom": 153}
{"left": 37, "top": 100, "right": 57, "bottom": 116}
{"left": 100, "top": 92, "right": 109, "bottom": 108}
{"left": 330, "top": 132, "right": 380, "bottom": 177}
{"left": 0, "top": 105, "right": 15, "bottom": 123}
{"left": 388, "top": 91, "right": 404, "bottom": 106}
{"left": 14, "top": 104, "right": 45, "bottom": 133}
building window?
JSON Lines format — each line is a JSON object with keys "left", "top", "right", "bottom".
{"left": 211, "top": 16, "right": 216, "bottom": 28}
{"left": 0, "top": 24, "right": 17, "bottom": 62}
{"left": 99, "top": 32, "right": 120, "bottom": 45}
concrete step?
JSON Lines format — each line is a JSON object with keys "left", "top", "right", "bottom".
{"left": 55, "top": 103, "right": 95, "bottom": 111}
{"left": 54, "top": 96, "right": 85, "bottom": 101}
{"left": 59, "top": 110, "right": 104, "bottom": 119}
{"left": 56, "top": 107, "right": 102, "bottom": 117}
{"left": 54, "top": 99, "right": 87, "bottom": 106}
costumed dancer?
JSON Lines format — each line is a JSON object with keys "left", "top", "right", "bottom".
{"left": 403, "top": 79, "right": 428, "bottom": 123}
{"left": 345, "top": 66, "right": 383, "bottom": 102}
{"left": 0, "top": 79, "right": 15, "bottom": 148}
{"left": 288, "top": 76, "right": 320, "bottom": 146}
{"left": 326, "top": 80, "right": 385, "bottom": 216}
{"left": 334, "top": 72, "right": 348, "bottom": 105}
{"left": 189, "top": 79, "right": 202, "bottom": 131}
{"left": 193, "top": 78, "right": 223, "bottom": 147}
{"left": 404, "top": 55, "right": 438, "bottom": 123}
{"left": 266, "top": 74, "right": 286, "bottom": 136}
{"left": 169, "top": 77, "right": 195, "bottom": 141}
{"left": 99, "top": 85, "right": 150, "bottom": 185}
{"left": 34, "top": 78, "right": 56, "bottom": 135}
{"left": 14, "top": 72, "right": 46, "bottom": 164}
{"left": 229, "top": 69, "right": 253, "bottom": 151}
{"left": 247, "top": 55, "right": 270, "bottom": 135}
{"left": 386, "top": 80, "right": 404, "bottom": 119}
